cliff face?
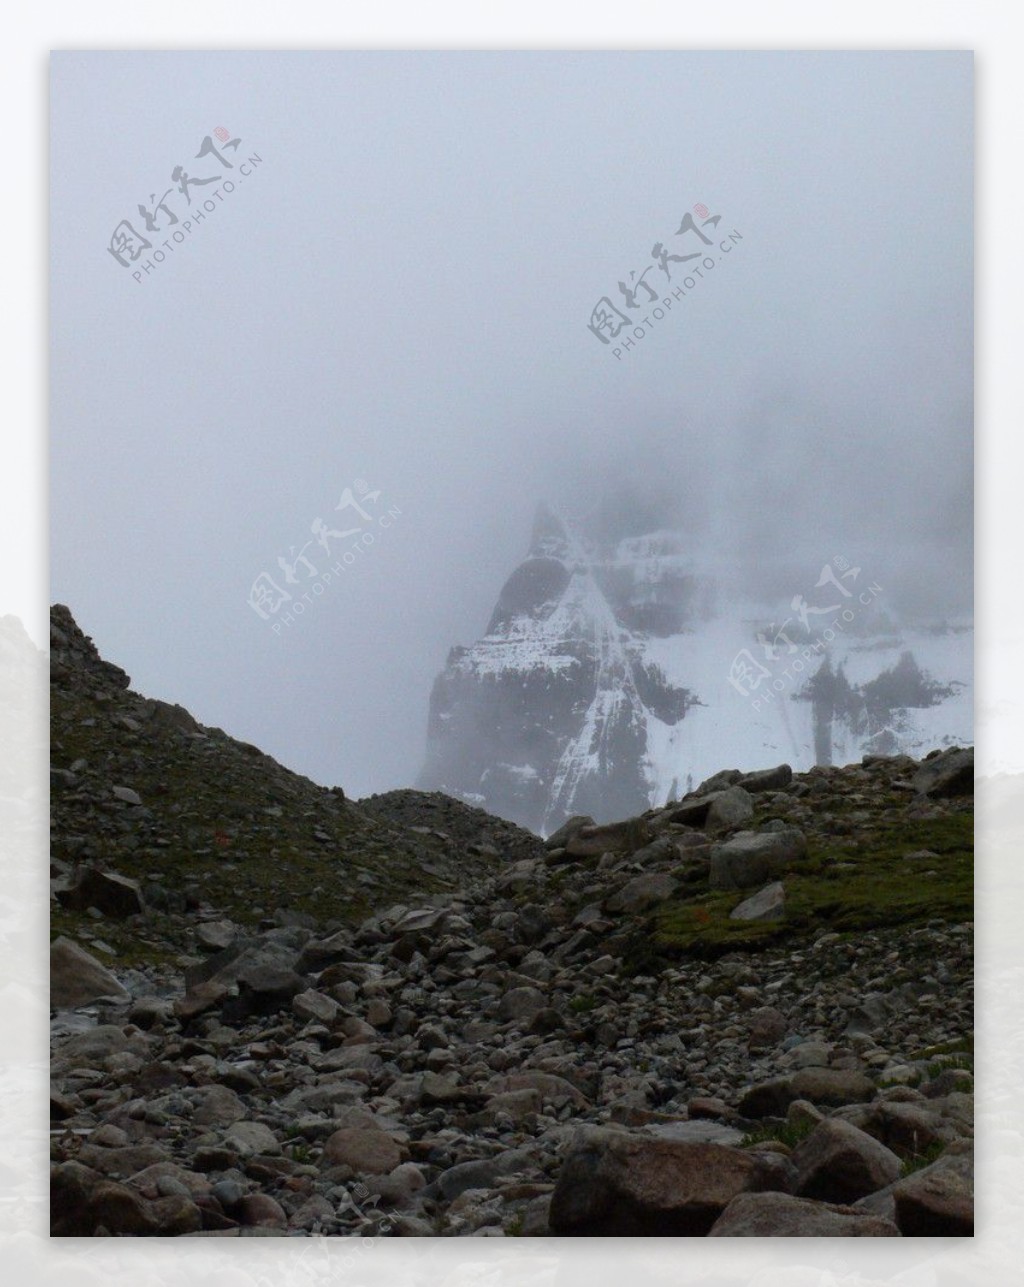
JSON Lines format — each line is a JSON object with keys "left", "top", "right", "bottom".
{"left": 418, "top": 505, "right": 972, "bottom": 834}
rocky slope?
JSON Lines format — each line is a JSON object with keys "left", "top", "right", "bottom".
{"left": 49, "top": 604, "right": 530, "bottom": 967}
{"left": 49, "top": 605, "right": 973, "bottom": 1237}
{"left": 418, "top": 503, "right": 972, "bottom": 834}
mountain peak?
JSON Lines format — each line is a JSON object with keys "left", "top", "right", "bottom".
{"left": 528, "top": 501, "right": 570, "bottom": 559}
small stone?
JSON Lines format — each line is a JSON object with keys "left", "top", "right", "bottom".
{"left": 292, "top": 988, "right": 340, "bottom": 1024}
{"left": 197, "top": 920, "right": 237, "bottom": 952}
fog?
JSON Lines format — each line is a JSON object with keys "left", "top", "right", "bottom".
{"left": 50, "top": 50, "right": 972, "bottom": 797}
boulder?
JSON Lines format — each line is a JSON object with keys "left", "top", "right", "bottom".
{"left": 730, "top": 881, "right": 785, "bottom": 922}
{"left": 747, "top": 1006, "right": 788, "bottom": 1051}
{"left": 485, "top": 1070, "right": 590, "bottom": 1108}
{"left": 322, "top": 1127, "right": 402, "bottom": 1175}
{"left": 196, "top": 920, "right": 237, "bottom": 952}
{"left": 705, "top": 786, "right": 754, "bottom": 830}
{"left": 709, "top": 828, "right": 807, "bottom": 891}
{"left": 736, "top": 764, "right": 794, "bottom": 793}
{"left": 50, "top": 936, "right": 130, "bottom": 1007}
{"left": 709, "top": 1190, "right": 899, "bottom": 1236}
{"left": 56, "top": 867, "right": 145, "bottom": 918}
{"left": 792, "top": 1118, "right": 901, "bottom": 1204}
{"left": 566, "top": 817, "right": 650, "bottom": 857}
{"left": 220, "top": 965, "right": 307, "bottom": 1022}
{"left": 292, "top": 988, "right": 340, "bottom": 1024}
{"left": 544, "top": 816, "right": 595, "bottom": 851}
{"left": 891, "top": 1150, "right": 973, "bottom": 1235}
{"left": 548, "top": 1129, "right": 777, "bottom": 1235}
{"left": 912, "top": 747, "right": 973, "bottom": 798}
{"left": 499, "top": 986, "right": 547, "bottom": 1023}
{"left": 192, "top": 1085, "right": 246, "bottom": 1128}
{"left": 738, "top": 1077, "right": 796, "bottom": 1119}
{"left": 423, "top": 1149, "right": 534, "bottom": 1203}
{"left": 605, "top": 872, "right": 678, "bottom": 914}
{"left": 789, "top": 1067, "right": 876, "bottom": 1108}
{"left": 833, "top": 1100, "right": 950, "bottom": 1155}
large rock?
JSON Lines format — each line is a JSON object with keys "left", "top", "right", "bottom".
{"left": 544, "top": 816, "right": 595, "bottom": 851}
{"left": 499, "top": 986, "right": 547, "bottom": 1023}
{"left": 912, "top": 747, "right": 973, "bottom": 798}
{"left": 709, "top": 828, "right": 807, "bottom": 891}
{"left": 738, "top": 1067, "right": 875, "bottom": 1118}
{"left": 709, "top": 1190, "right": 899, "bottom": 1236}
{"left": 747, "top": 1006, "right": 788, "bottom": 1051}
{"left": 485, "top": 1070, "right": 590, "bottom": 1108}
{"left": 789, "top": 1068, "right": 876, "bottom": 1108}
{"left": 322, "top": 1127, "right": 402, "bottom": 1175}
{"left": 220, "top": 964, "right": 307, "bottom": 1022}
{"left": 192, "top": 1085, "right": 247, "bottom": 1128}
{"left": 705, "top": 786, "right": 754, "bottom": 830}
{"left": 736, "top": 764, "right": 793, "bottom": 794}
{"left": 50, "top": 1160, "right": 201, "bottom": 1235}
{"left": 891, "top": 1148, "right": 973, "bottom": 1235}
{"left": 730, "top": 881, "right": 785, "bottom": 922}
{"left": 196, "top": 920, "right": 237, "bottom": 952}
{"left": 50, "top": 936, "right": 130, "bottom": 1007}
{"left": 605, "top": 872, "right": 678, "bottom": 914}
{"left": 423, "top": 1149, "right": 534, "bottom": 1203}
{"left": 549, "top": 1129, "right": 777, "bottom": 1235}
{"left": 183, "top": 938, "right": 300, "bottom": 992}
{"left": 56, "top": 867, "right": 145, "bottom": 918}
{"left": 52, "top": 1024, "right": 146, "bottom": 1073}
{"left": 566, "top": 817, "right": 650, "bottom": 857}
{"left": 833, "top": 1100, "right": 950, "bottom": 1155}
{"left": 792, "top": 1118, "right": 901, "bottom": 1204}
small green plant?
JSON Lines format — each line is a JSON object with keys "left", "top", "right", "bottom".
{"left": 878, "top": 1070, "right": 923, "bottom": 1090}
{"left": 568, "top": 993, "right": 598, "bottom": 1015}
{"left": 739, "top": 1118, "right": 817, "bottom": 1150}
{"left": 504, "top": 1212, "right": 524, "bottom": 1236}
{"left": 287, "top": 1140, "right": 313, "bottom": 1165}
{"left": 924, "top": 1054, "right": 973, "bottom": 1080}
{"left": 900, "top": 1139, "right": 947, "bottom": 1176}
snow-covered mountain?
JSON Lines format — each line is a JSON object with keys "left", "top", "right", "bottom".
{"left": 418, "top": 504, "right": 972, "bottom": 835}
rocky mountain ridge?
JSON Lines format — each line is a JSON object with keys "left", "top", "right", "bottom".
{"left": 418, "top": 504, "right": 972, "bottom": 834}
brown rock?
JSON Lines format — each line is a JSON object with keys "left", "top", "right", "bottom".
{"left": 56, "top": 867, "right": 145, "bottom": 918}
{"left": 50, "top": 937, "right": 131, "bottom": 1008}
{"left": 792, "top": 1119, "right": 902, "bottom": 1204}
{"left": 322, "top": 1127, "right": 402, "bottom": 1175}
{"left": 192, "top": 1084, "right": 247, "bottom": 1128}
{"left": 709, "top": 1191, "right": 900, "bottom": 1236}
{"left": 237, "top": 1193, "right": 288, "bottom": 1228}
{"left": 549, "top": 1129, "right": 775, "bottom": 1235}
{"left": 789, "top": 1067, "right": 876, "bottom": 1107}
{"left": 892, "top": 1151, "right": 973, "bottom": 1235}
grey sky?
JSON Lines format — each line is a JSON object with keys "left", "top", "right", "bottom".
{"left": 50, "top": 50, "right": 972, "bottom": 797}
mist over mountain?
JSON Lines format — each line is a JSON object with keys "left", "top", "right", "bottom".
{"left": 419, "top": 496, "right": 971, "bottom": 834}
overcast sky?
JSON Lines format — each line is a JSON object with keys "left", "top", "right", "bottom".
{"left": 50, "top": 50, "right": 972, "bottom": 797}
